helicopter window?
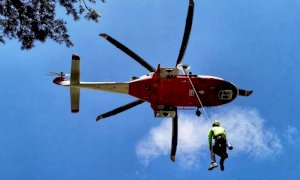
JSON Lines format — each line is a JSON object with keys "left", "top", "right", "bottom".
{"left": 218, "top": 90, "right": 233, "bottom": 100}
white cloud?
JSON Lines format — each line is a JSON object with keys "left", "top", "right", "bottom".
{"left": 283, "top": 125, "right": 299, "bottom": 144}
{"left": 136, "top": 107, "right": 282, "bottom": 168}
{"left": 210, "top": 107, "right": 282, "bottom": 157}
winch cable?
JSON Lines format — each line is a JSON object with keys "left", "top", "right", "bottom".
{"left": 181, "top": 68, "right": 212, "bottom": 123}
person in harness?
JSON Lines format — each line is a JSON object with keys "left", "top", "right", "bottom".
{"left": 208, "top": 120, "right": 233, "bottom": 171}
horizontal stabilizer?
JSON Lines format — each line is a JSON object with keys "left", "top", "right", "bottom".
{"left": 70, "top": 54, "right": 80, "bottom": 113}
{"left": 70, "top": 87, "right": 80, "bottom": 113}
{"left": 238, "top": 89, "right": 253, "bottom": 96}
{"left": 71, "top": 54, "right": 80, "bottom": 85}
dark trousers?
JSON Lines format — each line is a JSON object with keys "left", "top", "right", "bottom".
{"left": 211, "top": 136, "right": 228, "bottom": 163}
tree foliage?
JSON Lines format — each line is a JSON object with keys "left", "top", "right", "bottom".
{"left": 0, "top": 0, "right": 105, "bottom": 49}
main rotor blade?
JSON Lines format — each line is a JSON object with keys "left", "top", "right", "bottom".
{"left": 96, "top": 99, "right": 144, "bottom": 121}
{"left": 99, "top": 34, "right": 156, "bottom": 72}
{"left": 175, "top": 0, "right": 194, "bottom": 67}
{"left": 170, "top": 110, "right": 178, "bottom": 162}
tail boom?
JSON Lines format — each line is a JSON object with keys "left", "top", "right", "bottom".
{"left": 55, "top": 54, "right": 130, "bottom": 113}
{"left": 72, "top": 82, "right": 129, "bottom": 94}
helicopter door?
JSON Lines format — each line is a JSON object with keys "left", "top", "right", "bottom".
{"left": 160, "top": 68, "right": 179, "bottom": 78}
{"left": 218, "top": 90, "right": 233, "bottom": 100}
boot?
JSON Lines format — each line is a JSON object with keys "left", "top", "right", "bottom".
{"left": 208, "top": 162, "right": 218, "bottom": 171}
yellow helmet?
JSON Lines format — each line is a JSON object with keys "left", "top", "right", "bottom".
{"left": 212, "top": 120, "right": 221, "bottom": 127}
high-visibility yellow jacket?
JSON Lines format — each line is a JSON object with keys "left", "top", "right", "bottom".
{"left": 208, "top": 126, "right": 226, "bottom": 149}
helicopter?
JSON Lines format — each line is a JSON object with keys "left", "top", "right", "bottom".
{"left": 50, "top": 0, "right": 252, "bottom": 162}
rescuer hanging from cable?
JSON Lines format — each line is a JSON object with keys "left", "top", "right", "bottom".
{"left": 208, "top": 120, "right": 233, "bottom": 171}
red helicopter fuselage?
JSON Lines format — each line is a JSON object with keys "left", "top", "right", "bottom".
{"left": 129, "top": 66, "right": 238, "bottom": 116}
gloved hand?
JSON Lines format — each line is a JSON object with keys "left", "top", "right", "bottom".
{"left": 227, "top": 142, "right": 233, "bottom": 150}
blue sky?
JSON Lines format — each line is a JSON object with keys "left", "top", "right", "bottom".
{"left": 1, "top": 0, "right": 300, "bottom": 179}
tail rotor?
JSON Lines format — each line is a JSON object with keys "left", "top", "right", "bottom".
{"left": 48, "top": 72, "right": 69, "bottom": 85}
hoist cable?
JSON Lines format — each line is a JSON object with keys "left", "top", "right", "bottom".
{"left": 181, "top": 69, "right": 212, "bottom": 123}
